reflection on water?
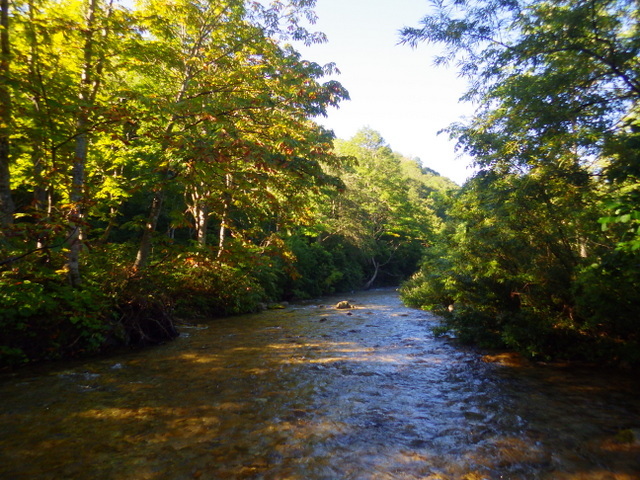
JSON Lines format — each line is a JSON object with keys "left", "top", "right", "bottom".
{"left": 1, "top": 289, "right": 639, "bottom": 479}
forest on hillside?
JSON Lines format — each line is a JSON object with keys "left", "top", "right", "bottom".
{"left": 2, "top": 0, "right": 639, "bottom": 368}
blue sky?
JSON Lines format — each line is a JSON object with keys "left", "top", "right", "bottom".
{"left": 295, "top": 0, "right": 476, "bottom": 184}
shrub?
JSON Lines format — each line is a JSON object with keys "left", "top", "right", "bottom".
{"left": 0, "top": 272, "right": 111, "bottom": 367}
{"left": 169, "top": 250, "right": 268, "bottom": 318}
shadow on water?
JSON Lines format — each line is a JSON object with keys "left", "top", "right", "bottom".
{"left": 1, "top": 289, "right": 639, "bottom": 479}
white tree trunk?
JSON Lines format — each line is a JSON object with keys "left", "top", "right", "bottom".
{"left": 217, "top": 174, "right": 232, "bottom": 258}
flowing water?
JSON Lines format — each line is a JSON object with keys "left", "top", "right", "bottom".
{"left": 1, "top": 289, "right": 639, "bottom": 480}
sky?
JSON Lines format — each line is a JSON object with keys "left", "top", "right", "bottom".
{"left": 295, "top": 0, "right": 477, "bottom": 184}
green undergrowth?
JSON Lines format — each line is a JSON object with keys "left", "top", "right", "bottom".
{"left": 0, "top": 235, "right": 373, "bottom": 369}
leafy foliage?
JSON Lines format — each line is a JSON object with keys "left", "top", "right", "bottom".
{"left": 400, "top": 0, "right": 640, "bottom": 365}
{"left": 1, "top": 0, "right": 453, "bottom": 368}
{"left": 0, "top": 266, "right": 111, "bottom": 366}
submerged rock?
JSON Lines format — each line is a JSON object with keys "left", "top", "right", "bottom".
{"left": 267, "top": 302, "right": 288, "bottom": 310}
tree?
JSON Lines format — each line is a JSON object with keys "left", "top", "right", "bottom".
{"left": 67, "top": 0, "right": 119, "bottom": 286}
{"left": 401, "top": 0, "right": 639, "bottom": 174}
{"left": 400, "top": 0, "right": 640, "bottom": 363}
{"left": 129, "top": 0, "right": 346, "bottom": 269}
{"left": 0, "top": 0, "right": 14, "bottom": 227}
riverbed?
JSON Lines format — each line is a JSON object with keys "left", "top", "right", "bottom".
{"left": 1, "top": 289, "right": 639, "bottom": 479}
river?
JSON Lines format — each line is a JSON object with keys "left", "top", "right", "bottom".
{"left": 1, "top": 289, "right": 639, "bottom": 479}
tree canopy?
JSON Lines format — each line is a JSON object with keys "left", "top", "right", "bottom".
{"left": 400, "top": 0, "right": 640, "bottom": 364}
{"left": 0, "top": 0, "right": 354, "bottom": 364}
{"left": 0, "top": 0, "right": 451, "bottom": 367}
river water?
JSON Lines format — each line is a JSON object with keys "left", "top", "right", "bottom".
{"left": 1, "top": 289, "right": 639, "bottom": 480}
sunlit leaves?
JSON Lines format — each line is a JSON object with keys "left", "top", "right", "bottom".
{"left": 404, "top": 0, "right": 639, "bottom": 174}
{"left": 4, "top": 0, "right": 349, "bottom": 271}
{"left": 321, "top": 128, "right": 455, "bottom": 285}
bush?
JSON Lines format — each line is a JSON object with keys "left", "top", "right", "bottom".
{"left": 0, "top": 272, "right": 111, "bottom": 367}
{"left": 399, "top": 246, "right": 457, "bottom": 312}
{"left": 400, "top": 268, "right": 452, "bottom": 311}
{"left": 285, "top": 236, "right": 341, "bottom": 299}
{"left": 169, "top": 249, "right": 268, "bottom": 318}
{"left": 574, "top": 251, "right": 640, "bottom": 339}
{"left": 440, "top": 305, "right": 507, "bottom": 349}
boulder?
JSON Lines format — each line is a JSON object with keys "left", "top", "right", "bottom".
{"left": 267, "top": 302, "right": 287, "bottom": 310}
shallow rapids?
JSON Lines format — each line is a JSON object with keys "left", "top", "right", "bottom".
{"left": 1, "top": 289, "right": 639, "bottom": 479}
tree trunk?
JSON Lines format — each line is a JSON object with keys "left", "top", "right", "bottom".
{"left": 187, "top": 187, "right": 210, "bottom": 247}
{"left": 217, "top": 212, "right": 227, "bottom": 258}
{"left": 577, "top": 236, "right": 588, "bottom": 259}
{"left": 194, "top": 201, "right": 209, "bottom": 247}
{"left": 363, "top": 257, "right": 380, "bottom": 290}
{"left": 134, "top": 190, "right": 164, "bottom": 270}
{"left": 0, "top": 0, "right": 14, "bottom": 228}
{"left": 217, "top": 173, "right": 232, "bottom": 258}
{"left": 67, "top": 0, "right": 101, "bottom": 287}
{"left": 68, "top": 124, "right": 88, "bottom": 286}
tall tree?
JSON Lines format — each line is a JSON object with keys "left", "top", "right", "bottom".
{"left": 131, "top": 0, "right": 345, "bottom": 268}
{"left": 401, "top": 0, "right": 639, "bottom": 174}
{"left": 0, "top": 0, "right": 14, "bottom": 227}
{"left": 67, "top": 0, "right": 114, "bottom": 286}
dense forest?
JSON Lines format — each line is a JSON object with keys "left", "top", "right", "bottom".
{"left": 0, "top": 0, "right": 454, "bottom": 366}
{"left": 1, "top": 0, "right": 639, "bottom": 368}
{"left": 400, "top": 0, "right": 640, "bottom": 365}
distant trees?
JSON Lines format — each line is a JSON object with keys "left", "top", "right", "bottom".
{"left": 277, "top": 127, "right": 456, "bottom": 299}
{"left": 329, "top": 128, "right": 454, "bottom": 289}
{"left": 400, "top": 0, "right": 640, "bottom": 364}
